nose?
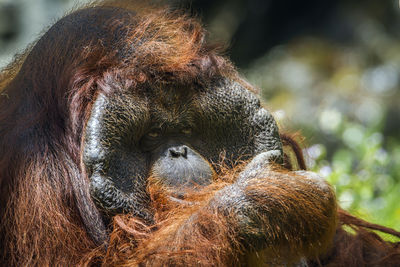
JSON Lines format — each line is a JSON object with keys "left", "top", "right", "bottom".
{"left": 169, "top": 145, "right": 188, "bottom": 158}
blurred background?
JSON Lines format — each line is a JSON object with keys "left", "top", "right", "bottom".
{"left": 1, "top": 0, "right": 399, "bottom": 232}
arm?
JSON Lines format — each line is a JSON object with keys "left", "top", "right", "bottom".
{"left": 129, "top": 152, "right": 337, "bottom": 266}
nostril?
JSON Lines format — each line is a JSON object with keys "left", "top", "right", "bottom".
{"left": 182, "top": 146, "right": 188, "bottom": 158}
{"left": 169, "top": 148, "right": 179, "bottom": 158}
{"left": 169, "top": 146, "right": 188, "bottom": 158}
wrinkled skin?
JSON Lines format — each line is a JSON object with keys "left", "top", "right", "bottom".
{"left": 83, "top": 77, "right": 282, "bottom": 218}
{"left": 82, "top": 75, "right": 337, "bottom": 258}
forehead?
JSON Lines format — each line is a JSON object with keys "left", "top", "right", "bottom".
{"left": 117, "top": 78, "right": 260, "bottom": 125}
{"left": 151, "top": 86, "right": 195, "bottom": 106}
{"left": 140, "top": 84, "right": 198, "bottom": 124}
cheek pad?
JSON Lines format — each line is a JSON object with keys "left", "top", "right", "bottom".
{"left": 82, "top": 92, "right": 152, "bottom": 219}
{"left": 193, "top": 78, "right": 282, "bottom": 164}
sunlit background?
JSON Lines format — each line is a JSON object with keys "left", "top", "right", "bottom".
{"left": 1, "top": 0, "right": 399, "bottom": 232}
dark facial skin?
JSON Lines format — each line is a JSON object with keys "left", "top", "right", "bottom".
{"left": 82, "top": 78, "right": 283, "bottom": 221}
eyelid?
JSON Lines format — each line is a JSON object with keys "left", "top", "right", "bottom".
{"left": 182, "top": 127, "right": 192, "bottom": 135}
{"left": 147, "top": 132, "right": 159, "bottom": 138}
{"left": 146, "top": 127, "right": 162, "bottom": 138}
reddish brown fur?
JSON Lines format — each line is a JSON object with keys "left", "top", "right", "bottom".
{"left": 284, "top": 135, "right": 400, "bottom": 267}
{"left": 0, "top": 1, "right": 399, "bottom": 266}
{"left": 281, "top": 133, "right": 307, "bottom": 170}
{"left": 82, "top": 163, "right": 338, "bottom": 266}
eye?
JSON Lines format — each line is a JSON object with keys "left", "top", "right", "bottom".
{"left": 140, "top": 127, "right": 163, "bottom": 152}
{"left": 146, "top": 128, "right": 162, "bottom": 139}
{"left": 181, "top": 127, "right": 192, "bottom": 135}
